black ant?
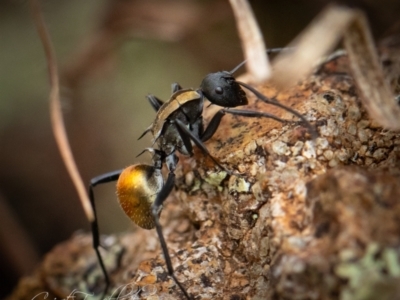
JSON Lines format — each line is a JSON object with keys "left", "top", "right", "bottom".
{"left": 89, "top": 48, "right": 316, "bottom": 299}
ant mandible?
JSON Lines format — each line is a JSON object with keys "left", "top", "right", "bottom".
{"left": 89, "top": 48, "right": 317, "bottom": 299}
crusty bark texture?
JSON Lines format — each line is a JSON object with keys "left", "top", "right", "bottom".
{"left": 8, "top": 51, "right": 400, "bottom": 300}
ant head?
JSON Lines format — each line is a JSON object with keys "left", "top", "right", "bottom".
{"left": 200, "top": 71, "right": 248, "bottom": 107}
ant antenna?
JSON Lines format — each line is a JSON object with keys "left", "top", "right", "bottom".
{"left": 230, "top": 47, "right": 294, "bottom": 74}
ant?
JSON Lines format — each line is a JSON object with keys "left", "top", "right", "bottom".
{"left": 89, "top": 48, "right": 316, "bottom": 299}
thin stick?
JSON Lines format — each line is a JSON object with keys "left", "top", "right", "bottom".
{"left": 29, "top": 0, "right": 94, "bottom": 221}
{"left": 270, "top": 5, "right": 400, "bottom": 130}
{"left": 229, "top": 0, "right": 270, "bottom": 82}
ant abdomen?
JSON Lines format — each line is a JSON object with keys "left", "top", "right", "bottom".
{"left": 116, "top": 164, "right": 163, "bottom": 230}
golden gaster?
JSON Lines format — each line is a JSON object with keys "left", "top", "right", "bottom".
{"left": 116, "top": 164, "right": 163, "bottom": 229}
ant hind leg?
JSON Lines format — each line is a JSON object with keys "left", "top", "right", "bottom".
{"left": 88, "top": 169, "right": 123, "bottom": 296}
{"left": 151, "top": 156, "right": 192, "bottom": 299}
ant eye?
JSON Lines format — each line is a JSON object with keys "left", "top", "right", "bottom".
{"left": 215, "top": 87, "right": 223, "bottom": 95}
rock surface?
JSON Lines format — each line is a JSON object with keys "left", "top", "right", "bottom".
{"left": 8, "top": 51, "right": 400, "bottom": 300}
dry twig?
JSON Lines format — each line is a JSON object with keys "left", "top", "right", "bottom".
{"left": 229, "top": 0, "right": 270, "bottom": 82}
{"left": 270, "top": 5, "right": 400, "bottom": 130}
{"left": 29, "top": 0, "right": 94, "bottom": 221}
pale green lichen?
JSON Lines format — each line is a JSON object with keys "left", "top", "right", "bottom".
{"left": 190, "top": 178, "right": 201, "bottom": 192}
{"left": 228, "top": 176, "right": 250, "bottom": 193}
{"left": 204, "top": 171, "right": 227, "bottom": 186}
{"left": 383, "top": 248, "right": 400, "bottom": 277}
{"left": 336, "top": 243, "right": 400, "bottom": 300}
{"left": 204, "top": 171, "right": 227, "bottom": 192}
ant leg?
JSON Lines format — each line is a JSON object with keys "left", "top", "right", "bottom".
{"left": 171, "top": 83, "right": 182, "bottom": 93}
{"left": 200, "top": 110, "right": 225, "bottom": 142}
{"left": 151, "top": 159, "right": 191, "bottom": 299}
{"left": 236, "top": 81, "right": 318, "bottom": 139}
{"left": 224, "top": 109, "right": 291, "bottom": 123}
{"left": 146, "top": 95, "right": 164, "bottom": 112}
{"left": 89, "top": 169, "right": 123, "bottom": 295}
{"left": 174, "top": 119, "right": 239, "bottom": 176}
{"left": 174, "top": 121, "right": 194, "bottom": 155}
{"left": 146, "top": 82, "right": 182, "bottom": 112}
{"left": 201, "top": 109, "right": 291, "bottom": 142}
{"left": 139, "top": 95, "right": 162, "bottom": 140}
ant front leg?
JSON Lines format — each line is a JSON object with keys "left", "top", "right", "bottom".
{"left": 201, "top": 108, "right": 290, "bottom": 143}
{"left": 236, "top": 81, "right": 318, "bottom": 139}
{"left": 150, "top": 154, "right": 192, "bottom": 300}
{"left": 88, "top": 169, "right": 123, "bottom": 295}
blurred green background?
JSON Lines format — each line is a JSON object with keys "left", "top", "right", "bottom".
{"left": 1, "top": 0, "right": 399, "bottom": 297}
